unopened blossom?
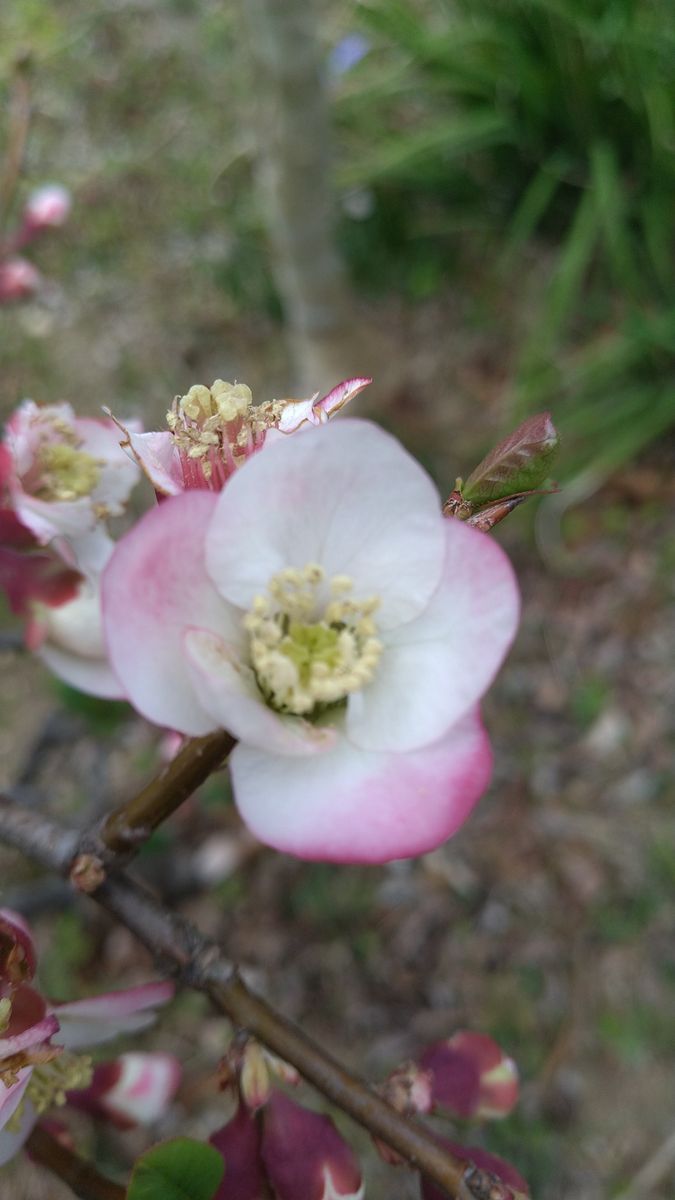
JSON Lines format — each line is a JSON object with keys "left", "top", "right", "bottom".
{"left": 0, "top": 258, "right": 41, "bottom": 303}
{"left": 67, "top": 1051, "right": 181, "bottom": 1129}
{"left": 116, "top": 376, "right": 371, "bottom": 496}
{"left": 210, "top": 1103, "right": 268, "bottom": 1200}
{"left": 420, "top": 1032, "right": 518, "bottom": 1120}
{"left": 0, "top": 908, "right": 173, "bottom": 1165}
{"left": 103, "top": 419, "right": 519, "bottom": 863}
{"left": 262, "top": 1091, "right": 364, "bottom": 1200}
{"left": 21, "top": 185, "right": 72, "bottom": 237}
{"left": 2, "top": 400, "right": 140, "bottom": 574}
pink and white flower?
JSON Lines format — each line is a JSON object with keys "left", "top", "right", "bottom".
{"left": 116, "top": 376, "right": 371, "bottom": 496}
{"left": 2, "top": 400, "right": 140, "bottom": 573}
{"left": 103, "top": 419, "right": 519, "bottom": 864}
{"left": 66, "top": 1051, "right": 181, "bottom": 1129}
{"left": 0, "top": 908, "right": 174, "bottom": 1165}
{"left": 31, "top": 565, "right": 126, "bottom": 699}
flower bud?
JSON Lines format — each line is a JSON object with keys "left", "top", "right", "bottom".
{"left": 210, "top": 1102, "right": 267, "bottom": 1200}
{"left": 22, "top": 185, "right": 71, "bottom": 233}
{"left": 420, "top": 1032, "right": 518, "bottom": 1120}
{"left": 0, "top": 909, "right": 37, "bottom": 985}
{"left": 261, "top": 1091, "right": 364, "bottom": 1200}
{"left": 67, "top": 1052, "right": 180, "bottom": 1129}
{"left": 373, "top": 1062, "right": 434, "bottom": 1166}
{"left": 0, "top": 258, "right": 40, "bottom": 303}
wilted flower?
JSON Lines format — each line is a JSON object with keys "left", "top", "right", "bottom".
{"left": 420, "top": 1032, "right": 519, "bottom": 1120}
{"left": 103, "top": 419, "right": 518, "bottom": 863}
{"left": 116, "top": 376, "right": 370, "bottom": 496}
{"left": 0, "top": 908, "right": 174, "bottom": 1165}
{"left": 210, "top": 1103, "right": 267, "bottom": 1200}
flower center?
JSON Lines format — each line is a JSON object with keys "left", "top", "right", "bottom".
{"left": 166, "top": 379, "right": 282, "bottom": 488}
{"left": 5, "top": 1052, "right": 93, "bottom": 1130}
{"left": 244, "top": 564, "right": 382, "bottom": 717}
{"left": 35, "top": 442, "right": 101, "bottom": 501}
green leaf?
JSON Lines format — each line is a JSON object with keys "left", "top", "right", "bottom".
{"left": 462, "top": 413, "right": 560, "bottom": 505}
{"left": 126, "top": 1139, "right": 224, "bottom": 1200}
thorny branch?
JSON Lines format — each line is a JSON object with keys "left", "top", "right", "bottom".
{"left": 0, "top": 793, "right": 504, "bottom": 1200}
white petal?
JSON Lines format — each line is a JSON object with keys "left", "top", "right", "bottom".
{"left": 346, "top": 519, "right": 520, "bottom": 751}
{"left": 0, "top": 1090, "right": 36, "bottom": 1166}
{"left": 53, "top": 981, "right": 174, "bottom": 1049}
{"left": 205, "top": 419, "right": 444, "bottom": 629}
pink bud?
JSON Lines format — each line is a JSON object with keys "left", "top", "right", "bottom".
{"left": 210, "top": 1103, "right": 268, "bottom": 1200}
{"left": 419, "top": 1032, "right": 518, "bottom": 1120}
{"left": 0, "top": 257, "right": 41, "bottom": 302}
{"left": 22, "top": 185, "right": 71, "bottom": 232}
{"left": 67, "top": 1052, "right": 181, "bottom": 1129}
{"left": 420, "top": 1137, "right": 529, "bottom": 1200}
{"left": 262, "top": 1091, "right": 364, "bottom": 1200}
{"left": 0, "top": 909, "right": 37, "bottom": 984}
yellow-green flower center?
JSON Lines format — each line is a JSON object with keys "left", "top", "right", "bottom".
{"left": 167, "top": 379, "right": 281, "bottom": 480}
{"left": 36, "top": 442, "right": 101, "bottom": 501}
{"left": 5, "top": 1052, "right": 94, "bottom": 1131}
{"left": 245, "top": 564, "right": 382, "bottom": 717}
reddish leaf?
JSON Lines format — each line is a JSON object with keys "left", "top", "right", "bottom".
{"left": 463, "top": 413, "right": 559, "bottom": 505}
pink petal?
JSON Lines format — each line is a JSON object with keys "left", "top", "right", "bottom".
{"left": 184, "top": 628, "right": 337, "bottom": 756}
{"left": 206, "top": 419, "right": 445, "bottom": 630}
{"left": 230, "top": 709, "right": 492, "bottom": 863}
{"left": 0, "top": 547, "right": 81, "bottom": 616}
{"left": 0, "top": 986, "right": 59, "bottom": 1058}
{"left": 103, "top": 491, "right": 240, "bottom": 735}
{"left": 52, "top": 981, "right": 174, "bottom": 1050}
{"left": 262, "top": 1091, "right": 364, "bottom": 1200}
{"left": 347, "top": 519, "right": 520, "bottom": 752}
{"left": 210, "top": 1103, "right": 267, "bottom": 1200}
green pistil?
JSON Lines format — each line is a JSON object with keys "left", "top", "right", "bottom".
{"left": 36, "top": 443, "right": 101, "bottom": 501}
{"left": 280, "top": 622, "right": 342, "bottom": 686}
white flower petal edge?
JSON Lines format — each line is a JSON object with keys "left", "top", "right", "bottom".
{"left": 52, "top": 981, "right": 175, "bottom": 1050}
{"left": 229, "top": 709, "right": 492, "bottom": 863}
{"left": 103, "top": 490, "right": 241, "bottom": 735}
{"left": 37, "top": 573, "right": 126, "bottom": 699}
{"left": 0, "top": 1078, "right": 36, "bottom": 1166}
{"left": 205, "top": 419, "right": 445, "bottom": 629}
{"left": 346, "top": 518, "right": 520, "bottom": 752}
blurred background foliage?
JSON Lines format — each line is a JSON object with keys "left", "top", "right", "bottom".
{"left": 1, "top": 0, "right": 674, "bottom": 489}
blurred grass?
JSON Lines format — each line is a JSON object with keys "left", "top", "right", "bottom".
{"left": 336, "top": 0, "right": 675, "bottom": 480}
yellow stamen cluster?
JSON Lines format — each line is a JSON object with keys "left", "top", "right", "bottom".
{"left": 167, "top": 379, "right": 283, "bottom": 479}
{"left": 4, "top": 1051, "right": 94, "bottom": 1132}
{"left": 244, "top": 564, "right": 382, "bottom": 716}
{"left": 36, "top": 442, "right": 101, "bottom": 501}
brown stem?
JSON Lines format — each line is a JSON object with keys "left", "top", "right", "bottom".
{"left": 0, "top": 796, "right": 474, "bottom": 1199}
{"left": 0, "top": 59, "right": 32, "bottom": 240}
{"left": 94, "top": 730, "right": 235, "bottom": 858}
{"left": 26, "top": 1125, "right": 125, "bottom": 1200}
